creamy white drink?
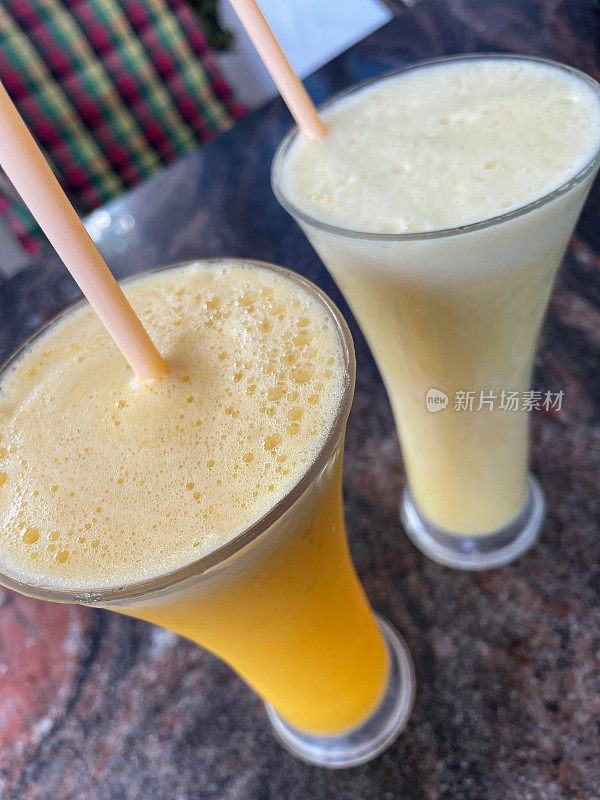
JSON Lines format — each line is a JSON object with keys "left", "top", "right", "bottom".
{"left": 273, "top": 56, "right": 600, "bottom": 566}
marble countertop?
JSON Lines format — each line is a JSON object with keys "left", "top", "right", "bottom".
{"left": 1, "top": 1, "right": 600, "bottom": 797}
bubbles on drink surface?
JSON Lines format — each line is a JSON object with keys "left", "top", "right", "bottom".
{"left": 0, "top": 262, "right": 345, "bottom": 588}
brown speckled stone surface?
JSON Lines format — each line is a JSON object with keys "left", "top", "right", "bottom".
{"left": 1, "top": 2, "right": 600, "bottom": 797}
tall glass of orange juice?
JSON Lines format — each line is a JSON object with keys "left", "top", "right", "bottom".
{"left": 0, "top": 259, "right": 414, "bottom": 767}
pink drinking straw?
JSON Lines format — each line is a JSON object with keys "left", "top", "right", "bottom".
{"left": 0, "top": 81, "right": 167, "bottom": 383}
{"left": 228, "top": 0, "right": 328, "bottom": 140}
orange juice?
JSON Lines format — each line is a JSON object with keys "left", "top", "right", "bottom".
{"left": 0, "top": 260, "right": 386, "bottom": 735}
{"left": 122, "top": 450, "right": 386, "bottom": 733}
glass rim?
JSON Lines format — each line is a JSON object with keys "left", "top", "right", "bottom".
{"left": 271, "top": 53, "right": 600, "bottom": 242}
{"left": 0, "top": 258, "right": 356, "bottom": 604}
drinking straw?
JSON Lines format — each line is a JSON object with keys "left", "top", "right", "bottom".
{"left": 0, "top": 81, "right": 167, "bottom": 383}
{"left": 228, "top": 0, "right": 327, "bottom": 140}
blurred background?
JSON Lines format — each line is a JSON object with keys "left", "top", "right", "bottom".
{"left": 0, "top": 0, "right": 398, "bottom": 276}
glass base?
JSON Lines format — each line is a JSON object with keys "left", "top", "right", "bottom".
{"left": 401, "top": 475, "right": 545, "bottom": 570}
{"left": 264, "top": 615, "right": 415, "bottom": 768}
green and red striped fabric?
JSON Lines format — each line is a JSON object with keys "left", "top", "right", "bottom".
{"left": 0, "top": 0, "right": 245, "bottom": 253}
